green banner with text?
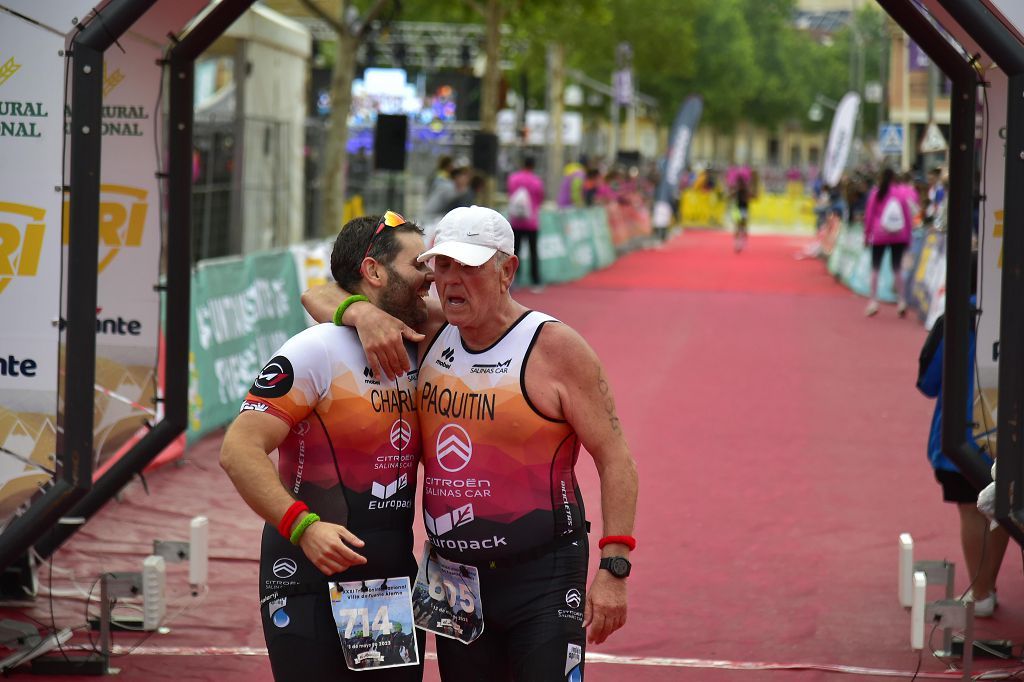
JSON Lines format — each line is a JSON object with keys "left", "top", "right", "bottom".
{"left": 517, "top": 207, "right": 616, "bottom": 285}
{"left": 187, "top": 251, "right": 308, "bottom": 444}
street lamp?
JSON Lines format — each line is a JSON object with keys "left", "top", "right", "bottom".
{"left": 808, "top": 94, "right": 838, "bottom": 123}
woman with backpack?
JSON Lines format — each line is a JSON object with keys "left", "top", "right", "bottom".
{"left": 506, "top": 156, "right": 546, "bottom": 291}
{"left": 862, "top": 167, "right": 913, "bottom": 317}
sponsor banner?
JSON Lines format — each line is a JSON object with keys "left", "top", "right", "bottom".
{"left": 518, "top": 210, "right": 576, "bottom": 285}
{"left": 0, "top": 13, "right": 69, "bottom": 522}
{"left": 187, "top": 251, "right": 308, "bottom": 444}
{"left": 589, "top": 208, "right": 617, "bottom": 268}
{"left": 516, "top": 208, "right": 618, "bottom": 286}
{"left": 605, "top": 202, "right": 651, "bottom": 249}
{"left": 976, "top": 71, "right": 1006, "bottom": 388}
{"left": 0, "top": 2, "right": 98, "bottom": 35}
{"left": 907, "top": 230, "right": 947, "bottom": 329}
{"left": 71, "top": 0, "right": 207, "bottom": 468}
{"left": 0, "top": 18, "right": 65, "bottom": 413}
{"left": 825, "top": 223, "right": 902, "bottom": 303}
{"left": 822, "top": 92, "right": 861, "bottom": 188}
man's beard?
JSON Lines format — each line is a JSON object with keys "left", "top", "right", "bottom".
{"left": 379, "top": 266, "right": 427, "bottom": 329}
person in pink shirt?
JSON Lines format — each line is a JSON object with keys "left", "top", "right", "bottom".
{"left": 862, "top": 167, "right": 914, "bottom": 318}
{"left": 507, "top": 156, "right": 546, "bottom": 290}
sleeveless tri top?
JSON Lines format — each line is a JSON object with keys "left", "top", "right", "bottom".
{"left": 241, "top": 323, "right": 420, "bottom": 534}
{"left": 417, "top": 311, "right": 585, "bottom": 563}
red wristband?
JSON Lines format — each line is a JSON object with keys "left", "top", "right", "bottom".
{"left": 277, "top": 501, "right": 309, "bottom": 539}
{"left": 598, "top": 535, "right": 636, "bottom": 551}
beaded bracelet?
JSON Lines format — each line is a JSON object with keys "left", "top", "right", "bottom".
{"left": 289, "top": 512, "right": 321, "bottom": 545}
{"left": 333, "top": 295, "right": 370, "bottom": 326}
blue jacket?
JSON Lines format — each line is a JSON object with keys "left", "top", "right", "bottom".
{"left": 916, "top": 321, "right": 990, "bottom": 471}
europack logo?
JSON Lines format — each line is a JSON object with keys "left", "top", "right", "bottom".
{"left": 425, "top": 503, "right": 475, "bottom": 536}
{"left": 0, "top": 202, "right": 45, "bottom": 295}
{"left": 63, "top": 185, "right": 147, "bottom": 273}
{"left": 369, "top": 473, "right": 412, "bottom": 510}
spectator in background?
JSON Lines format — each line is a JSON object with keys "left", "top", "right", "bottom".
{"left": 557, "top": 161, "right": 586, "bottom": 208}
{"left": 507, "top": 156, "right": 546, "bottom": 291}
{"left": 427, "top": 155, "right": 453, "bottom": 196}
{"left": 925, "top": 166, "right": 947, "bottom": 231}
{"left": 445, "top": 171, "right": 484, "bottom": 213}
{"left": 862, "top": 167, "right": 913, "bottom": 318}
{"left": 582, "top": 168, "right": 604, "bottom": 206}
{"left": 423, "top": 164, "right": 468, "bottom": 220}
{"left": 731, "top": 175, "right": 751, "bottom": 253}
{"left": 917, "top": 275, "right": 1009, "bottom": 618}
{"left": 897, "top": 171, "right": 921, "bottom": 226}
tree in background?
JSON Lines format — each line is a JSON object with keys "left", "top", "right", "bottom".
{"left": 299, "top": 0, "right": 397, "bottom": 237}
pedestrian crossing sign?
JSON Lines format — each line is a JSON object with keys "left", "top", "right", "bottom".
{"left": 879, "top": 124, "right": 904, "bottom": 156}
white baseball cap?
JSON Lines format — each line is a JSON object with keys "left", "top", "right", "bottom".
{"left": 417, "top": 205, "right": 515, "bottom": 267}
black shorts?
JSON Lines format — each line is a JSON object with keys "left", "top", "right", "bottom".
{"left": 259, "top": 525, "right": 424, "bottom": 682}
{"left": 435, "top": 539, "right": 589, "bottom": 682}
{"left": 935, "top": 469, "right": 982, "bottom": 504}
{"left": 871, "top": 243, "right": 907, "bottom": 270}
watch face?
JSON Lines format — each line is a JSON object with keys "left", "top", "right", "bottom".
{"left": 598, "top": 557, "right": 630, "bottom": 577}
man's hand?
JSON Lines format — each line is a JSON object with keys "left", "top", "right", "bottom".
{"left": 298, "top": 520, "right": 368, "bottom": 576}
{"left": 583, "top": 570, "right": 628, "bottom": 645}
{"left": 349, "top": 304, "right": 424, "bottom": 380}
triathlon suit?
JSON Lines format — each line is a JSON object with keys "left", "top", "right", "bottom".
{"left": 417, "top": 311, "right": 589, "bottom": 682}
{"left": 242, "top": 323, "right": 424, "bottom": 682}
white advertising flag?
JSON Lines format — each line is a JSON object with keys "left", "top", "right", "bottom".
{"left": 822, "top": 92, "right": 861, "bottom": 188}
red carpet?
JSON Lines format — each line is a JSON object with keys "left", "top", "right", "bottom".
{"left": 5, "top": 229, "right": 1022, "bottom": 680}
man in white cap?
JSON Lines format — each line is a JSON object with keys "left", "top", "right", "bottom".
{"left": 303, "top": 205, "right": 638, "bottom": 680}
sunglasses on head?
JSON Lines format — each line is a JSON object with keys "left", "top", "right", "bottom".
{"left": 363, "top": 210, "right": 407, "bottom": 261}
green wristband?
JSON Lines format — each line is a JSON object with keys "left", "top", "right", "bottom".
{"left": 333, "top": 295, "right": 370, "bottom": 326}
{"left": 289, "top": 512, "right": 320, "bottom": 545}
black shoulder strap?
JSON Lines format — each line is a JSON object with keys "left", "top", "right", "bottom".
{"left": 918, "top": 314, "right": 945, "bottom": 385}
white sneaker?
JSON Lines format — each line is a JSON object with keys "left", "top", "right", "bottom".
{"left": 965, "top": 589, "right": 997, "bottom": 618}
{"left": 864, "top": 301, "right": 879, "bottom": 317}
{"left": 897, "top": 301, "right": 907, "bottom": 318}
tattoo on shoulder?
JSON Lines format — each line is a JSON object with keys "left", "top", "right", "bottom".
{"left": 598, "top": 370, "right": 622, "bottom": 433}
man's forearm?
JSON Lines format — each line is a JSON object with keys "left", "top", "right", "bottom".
{"left": 596, "top": 455, "right": 638, "bottom": 557}
{"left": 221, "top": 444, "right": 297, "bottom": 529}
{"left": 301, "top": 283, "right": 346, "bottom": 324}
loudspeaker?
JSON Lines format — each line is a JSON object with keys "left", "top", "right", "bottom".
{"left": 616, "top": 149, "right": 641, "bottom": 167}
{"left": 374, "top": 114, "right": 408, "bottom": 171}
{"left": 472, "top": 132, "right": 499, "bottom": 176}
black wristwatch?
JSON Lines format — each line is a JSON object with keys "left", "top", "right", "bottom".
{"left": 599, "top": 556, "right": 632, "bottom": 578}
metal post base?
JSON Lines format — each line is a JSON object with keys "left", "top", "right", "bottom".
{"left": 0, "top": 620, "right": 72, "bottom": 674}
{"left": 926, "top": 599, "right": 975, "bottom": 681}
